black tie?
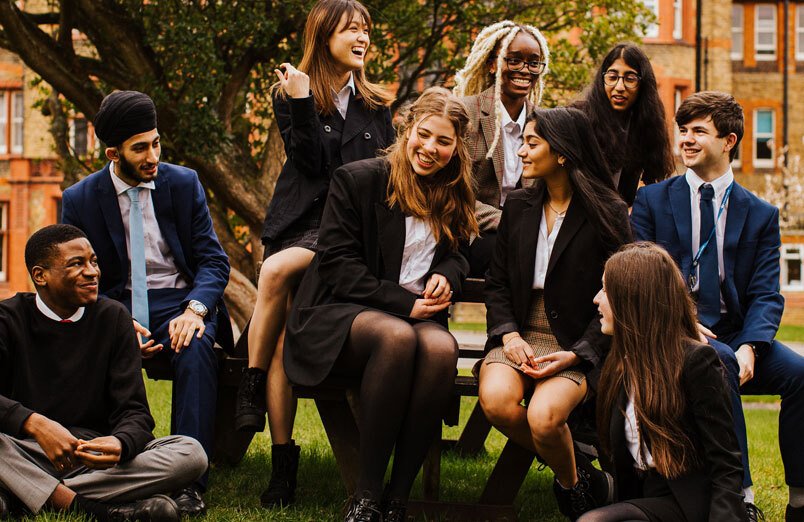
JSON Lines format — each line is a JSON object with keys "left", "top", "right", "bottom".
{"left": 697, "top": 183, "right": 720, "bottom": 327}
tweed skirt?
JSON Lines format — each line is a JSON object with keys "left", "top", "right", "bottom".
{"left": 481, "top": 290, "right": 585, "bottom": 385}
{"left": 262, "top": 205, "right": 323, "bottom": 260}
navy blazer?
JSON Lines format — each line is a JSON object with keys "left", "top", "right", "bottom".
{"left": 61, "top": 162, "right": 233, "bottom": 350}
{"left": 630, "top": 175, "right": 783, "bottom": 352}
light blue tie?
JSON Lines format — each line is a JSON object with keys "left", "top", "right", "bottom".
{"left": 126, "top": 187, "right": 149, "bottom": 329}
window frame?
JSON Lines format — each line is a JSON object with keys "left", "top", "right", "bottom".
{"left": 11, "top": 91, "right": 23, "bottom": 155}
{"left": 732, "top": 4, "right": 744, "bottom": 60}
{"left": 797, "top": 5, "right": 804, "bottom": 60}
{"left": 781, "top": 244, "right": 804, "bottom": 291}
{"left": 0, "top": 202, "right": 8, "bottom": 283}
{"left": 0, "top": 92, "right": 7, "bottom": 155}
{"left": 753, "top": 108, "right": 775, "bottom": 168}
{"left": 643, "top": 0, "right": 660, "bottom": 38}
{"left": 673, "top": 0, "right": 683, "bottom": 39}
{"left": 755, "top": 3, "right": 777, "bottom": 61}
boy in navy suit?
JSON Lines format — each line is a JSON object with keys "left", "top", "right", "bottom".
{"left": 631, "top": 91, "right": 804, "bottom": 522}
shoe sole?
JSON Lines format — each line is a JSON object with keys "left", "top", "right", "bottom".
{"left": 235, "top": 413, "right": 266, "bottom": 433}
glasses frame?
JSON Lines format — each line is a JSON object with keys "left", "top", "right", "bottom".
{"left": 492, "top": 56, "right": 546, "bottom": 75}
{"left": 602, "top": 71, "right": 641, "bottom": 90}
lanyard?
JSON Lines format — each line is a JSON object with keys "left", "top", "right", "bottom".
{"left": 689, "top": 182, "right": 733, "bottom": 289}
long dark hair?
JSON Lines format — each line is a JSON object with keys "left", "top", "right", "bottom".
{"left": 578, "top": 43, "right": 674, "bottom": 204}
{"left": 527, "top": 107, "right": 631, "bottom": 248}
{"left": 597, "top": 242, "right": 701, "bottom": 478}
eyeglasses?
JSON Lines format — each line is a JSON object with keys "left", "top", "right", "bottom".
{"left": 602, "top": 71, "right": 641, "bottom": 90}
{"left": 493, "top": 56, "right": 546, "bottom": 74}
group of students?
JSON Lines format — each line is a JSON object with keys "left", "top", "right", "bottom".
{"left": 1, "top": 0, "right": 802, "bottom": 520}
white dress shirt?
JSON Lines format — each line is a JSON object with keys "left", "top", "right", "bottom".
{"left": 109, "top": 163, "right": 188, "bottom": 290}
{"left": 36, "top": 293, "right": 85, "bottom": 322}
{"left": 499, "top": 103, "right": 526, "bottom": 206}
{"left": 685, "top": 167, "right": 733, "bottom": 311}
{"left": 398, "top": 216, "right": 437, "bottom": 295}
{"left": 625, "top": 395, "right": 656, "bottom": 470}
{"left": 532, "top": 208, "right": 564, "bottom": 289}
{"left": 332, "top": 73, "right": 356, "bottom": 120}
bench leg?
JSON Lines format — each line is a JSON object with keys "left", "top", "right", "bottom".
{"left": 422, "top": 438, "right": 441, "bottom": 501}
{"left": 315, "top": 396, "right": 360, "bottom": 495}
{"left": 454, "top": 400, "right": 492, "bottom": 456}
{"left": 212, "top": 382, "right": 256, "bottom": 466}
{"left": 479, "top": 439, "right": 536, "bottom": 505}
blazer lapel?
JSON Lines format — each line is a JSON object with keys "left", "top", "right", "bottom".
{"left": 723, "top": 183, "right": 749, "bottom": 280}
{"left": 97, "top": 169, "right": 128, "bottom": 270}
{"left": 518, "top": 187, "right": 544, "bottom": 292}
{"left": 375, "top": 202, "right": 406, "bottom": 283}
{"left": 151, "top": 173, "right": 189, "bottom": 274}
{"left": 546, "top": 196, "right": 585, "bottom": 279}
{"left": 669, "top": 177, "right": 694, "bottom": 278}
{"left": 479, "top": 92, "right": 504, "bottom": 191}
{"left": 341, "top": 92, "right": 372, "bottom": 146}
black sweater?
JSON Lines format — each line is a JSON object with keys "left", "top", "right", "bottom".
{"left": 0, "top": 293, "right": 155, "bottom": 461}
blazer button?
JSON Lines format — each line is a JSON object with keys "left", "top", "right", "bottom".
{"left": 549, "top": 310, "right": 559, "bottom": 319}
{"left": 323, "top": 125, "right": 332, "bottom": 133}
{"left": 364, "top": 132, "right": 372, "bottom": 140}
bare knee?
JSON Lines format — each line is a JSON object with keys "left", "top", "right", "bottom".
{"left": 479, "top": 380, "right": 524, "bottom": 428}
{"left": 527, "top": 403, "right": 568, "bottom": 442}
{"left": 257, "top": 257, "right": 304, "bottom": 298}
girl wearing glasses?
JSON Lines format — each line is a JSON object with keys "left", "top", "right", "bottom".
{"left": 574, "top": 43, "right": 674, "bottom": 206}
{"left": 580, "top": 243, "right": 746, "bottom": 522}
{"left": 453, "top": 21, "right": 550, "bottom": 276}
{"left": 238, "top": 0, "right": 395, "bottom": 509}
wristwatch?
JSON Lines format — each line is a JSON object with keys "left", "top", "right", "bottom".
{"left": 187, "top": 300, "right": 208, "bottom": 318}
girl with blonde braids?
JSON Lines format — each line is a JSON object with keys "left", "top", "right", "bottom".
{"left": 453, "top": 21, "right": 549, "bottom": 276}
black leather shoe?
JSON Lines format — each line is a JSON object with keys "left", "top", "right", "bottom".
{"left": 344, "top": 496, "right": 382, "bottom": 522}
{"left": 0, "top": 490, "right": 12, "bottom": 519}
{"left": 235, "top": 368, "right": 267, "bottom": 432}
{"left": 107, "top": 494, "right": 179, "bottom": 522}
{"left": 787, "top": 504, "right": 804, "bottom": 522}
{"left": 382, "top": 497, "right": 408, "bottom": 522}
{"left": 746, "top": 502, "right": 766, "bottom": 522}
{"left": 172, "top": 486, "right": 206, "bottom": 517}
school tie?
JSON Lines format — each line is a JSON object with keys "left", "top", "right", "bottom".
{"left": 697, "top": 183, "right": 720, "bottom": 327}
{"left": 126, "top": 187, "right": 149, "bottom": 330}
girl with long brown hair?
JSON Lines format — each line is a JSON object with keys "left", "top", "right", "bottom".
{"left": 582, "top": 242, "right": 746, "bottom": 521}
{"left": 236, "top": 0, "right": 395, "bottom": 508}
{"left": 284, "top": 87, "right": 477, "bottom": 522}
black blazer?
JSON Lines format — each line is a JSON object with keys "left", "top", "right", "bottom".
{"left": 484, "top": 184, "right": 630, "bottom": 380}
{"left": 284, "top": 158, "right": 470, "bottom": 386}
{"left": 604, "top": 344, "right": 747, "bottom": 522}
{"left": 261, "top": 92, "right": 395, "bottom": 242}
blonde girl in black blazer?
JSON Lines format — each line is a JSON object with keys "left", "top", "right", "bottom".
{"left": 583, "top": 243, "right": 746, "bottom": 522}
{"left": 479, "top": 107, "right": 631, "bottom": 520}
{"left": 236, "top": 0, "right": 395, "bottom": 509}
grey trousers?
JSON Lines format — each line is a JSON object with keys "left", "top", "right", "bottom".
{"left": 0, "top": 429, "right": 207, "bottom": 514}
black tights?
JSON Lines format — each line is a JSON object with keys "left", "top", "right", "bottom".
{"left": 332, "top": 311, "right": 458, "bottom": 501}
{"left": 578, "top": 502, "right": 650, "bottom": 521}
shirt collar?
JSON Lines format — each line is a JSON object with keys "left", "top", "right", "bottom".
{"left": 332, "top": 72, "right": 356, "bottom": 98}
{"left": 685, "top": 166, "right": 734, "bottom": 197}
{"left": 35, "top": 293, "right": 85, "bottom": 322}
{"left": 500, "top": 103, "right": 527, "bottom": 134}
{"left": 109, "top": 162, "right": 157, "bottom": 196}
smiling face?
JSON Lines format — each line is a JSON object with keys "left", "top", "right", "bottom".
{"left": 604, "top": 58, "right": 640, "bottom": 112}
{"left": 593, "top": 278, "right": 614, "bottom": 336}
{"left": 33, "top": 238, "right": 100, "bottom": 318}
{"left": 490, "top": 32, "right": 542, "bottom": 102}
{"left": 517, "top": 121, "right": 563, "bottom": 179}
{"left": 405, "top": 114, "right": 458, "bottom": 177}
{"left": 327, "top": 10, "right": 369, "bottom": 75}
{"left": 678, "top": 116, "right": 735, "bottom": 179}
{"left": 109, "top": 128, "right": 160, "bottom": 186}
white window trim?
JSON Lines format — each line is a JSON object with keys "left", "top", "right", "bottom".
{"left": 0, "top": 92, "right": 7, "bottom": 155}
{"left": 732, "top": 4, "right": 744, "bottom": 60}
{"left": 755, "top": 4, "right": 777, "bottom": 61}
{"left": 11, "top": 91, "right": 23, "bottom": 155}
{"left": 781, "top": 244, "right": 804, "bottom": 291}
{"left": 673, "top": 0, "right": 683, "bottom": 39}
{"left": 753, "top": 109, "right": 775, "bottom": 169}
{"left": 643, "top": 0, "right": 660, "bottom": 38}
{"left": 0, "top": 202, "right": 7, "bottom": 282}
{"left": 797, "top": 5, "right": 804, "bottom": 60}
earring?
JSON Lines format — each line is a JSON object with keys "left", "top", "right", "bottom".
{"left": 558, "top": 158, "right": 565, "bottom": 166}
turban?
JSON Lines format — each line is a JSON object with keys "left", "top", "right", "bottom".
{"left": 93, "top": 91, "right": 157, "bottom": 147}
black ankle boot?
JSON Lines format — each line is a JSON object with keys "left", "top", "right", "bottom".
{"left": 382, "top": 497, "right": 407, "bottom": 522}
{"left": 235, "top": 367, "right": 267, "bottom": 432}
{"left": 260, "top": 441, "right": 300, "bottom": 508}
{"left": 785, "top": 504, "right": 801, "bottom": 522}
{"left": 344, "top": 496, "right": 382, "bottom": 522}
{"left": 553, "top": 463, "right": 614, "bottom": 521}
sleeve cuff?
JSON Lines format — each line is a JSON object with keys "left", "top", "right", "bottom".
{"left": 6, "top": 404, "right": 35, "bottom": 438}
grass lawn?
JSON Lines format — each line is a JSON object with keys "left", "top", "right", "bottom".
{"left": 778, "top": 324, "right": 804, "bottom": 343}
{"left": 19, "top": 378, "right": 787, "bottom": 521}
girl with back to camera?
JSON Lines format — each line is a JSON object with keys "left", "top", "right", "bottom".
{"left": 235, "top": 0, "right": 395, "bottom": 508}
{"left": 580, "top": 242, "right": 746, "bottom": 522}
{"left": 453, "top": 21, "right": 550, "bottom": 276}
{"left": 284, "top": 87, "right": 477, "bottom": 522}
{"left": 478, "top": 107, "right": 631, "bottom": 520}
{"left": 575, "top": 43, "right": 675, "bottom": 206}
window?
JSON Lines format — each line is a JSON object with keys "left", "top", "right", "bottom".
{"left": 754, "top": 109, "right": 775, "bottom": 168}
{"left": 673, "top": 0, "right": 683, "bottom": 39}
{"left": 70, "top": 117, "right": 88, "bottom": 156}
{"left": 755, "top": 4, "right": 777, "bottom": 60}
{"left": 0, "top": 92, "right": 6, "bottom": 155}
{"left": 797, "top": 6, "right": 804, "bottom": 60}
{"left": 732, "top": 5, "right": 744, "bottom": 60}
{"left": 782, "top": 245, "right": 804, "bottom": 290}
{"left": 642, "top": 0, "right": 660, "bottom": 38}
{"left": 0, "top": 202, "right": 7, "bottom": 282}
{"left": 0, "top": 90, "right": 23, "bottom": 155}
{"left": 674, "top": 87, "right": 683, "bottom": 150}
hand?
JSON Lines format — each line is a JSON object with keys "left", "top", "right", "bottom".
{"left": 501, "top": 335, "right": 534, "bottom": 366}
{"left": 275, "top": 63, "right": 310, "bottom": 99}
{"left": 423, "top": 273, "right": 452, "bottom": 304}
{"left": 696, "top": 322, "right": 717, "bottom": 343}
{"left": 168, "top": 309, "right": 206, "bottom": 352}
{"left": 133, "top": 320, "right": 163, "bottom": 359}
{"left": 22, "top": 413, "right": 79, "bottom": 472}
{"left": 735, "top": 344, "right": 756, "bottom": 385}
{"left": 75, "top": 436, "right": 122, "bottom": 469}
{"left": 520, "top": 351, "right": 581, "bottom": 380}
{"left": 410, "top": 297, "right": 451, "bottom": 319}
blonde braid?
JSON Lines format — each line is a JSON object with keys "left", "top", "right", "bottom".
{"left": 453, "top": 21, "right": 551, "bottom": 159}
